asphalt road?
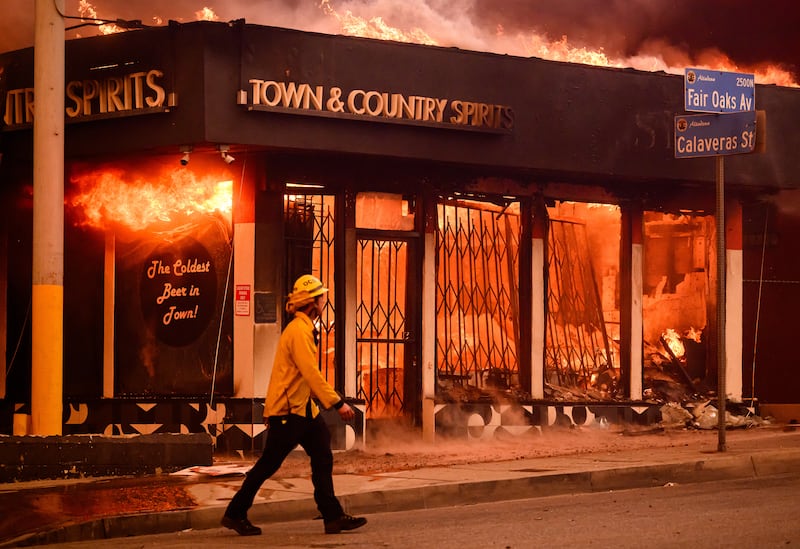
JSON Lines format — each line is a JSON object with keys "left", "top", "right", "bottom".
{"left": 46, "top": 472, "right": 800, "bottom": 548}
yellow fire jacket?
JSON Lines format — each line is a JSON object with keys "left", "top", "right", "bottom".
{"left": 264, "top": 311, "right": 342, "bottom": 418}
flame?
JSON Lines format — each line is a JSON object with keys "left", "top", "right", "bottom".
{"left": 684, "top": 326, "right": 702, "bottom": 343}
{"left": 662, "top": 328, "right": 685, "bottom": 358}
{"left": 688, "top": 47, "right": 798, "bottom": 87}
{"left": 78, "top": 0, "right": 123, "bottom": 36}
{"left": 68, "top": 1, "right": 797, "bottom": 88}
{"left": 745, "top": 64, "right": 797, "bottom": 88}
{"left": 76, "top": 1, "right": 216, "bottom": 37}
{"left": 320, "top": 0, "right": 437, "bottom": 45}
{"left": 318, "top": 2, "right": 797, "bottom": 87}
{"left": 516, "top": 32, "right": 798, "bottom": 87}
{"left": 520, "top": 33, "right": 620, "bottom": 68}
{"left": 196, "top": 7, "right": 219, "bottom": 22}
{"left": 69, "top": 168, "right": 232, "bottom": 232}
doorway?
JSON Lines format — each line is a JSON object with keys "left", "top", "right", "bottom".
{"left": 354, "top": 192, "right": 421, "bottom": 427}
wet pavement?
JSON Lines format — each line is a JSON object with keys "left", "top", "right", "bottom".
{"left": 0, "top": 475, "right": 199, "bottom": 543}
{"left": 2, "top": 426, "right": 799, "bottom": 547}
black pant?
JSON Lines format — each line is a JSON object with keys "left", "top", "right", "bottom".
{"left": 225, "top": 414, "right": 344, "bottom": 521}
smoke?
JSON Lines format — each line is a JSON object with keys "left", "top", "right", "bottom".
{"left": 765, "top": 189, "right": 800, "bottom": 218}
{"left": 1, "top": 0, "right": 797, "bottom": 84}
{"left": 470, "top": 0, "right": 799, "bottom": 78}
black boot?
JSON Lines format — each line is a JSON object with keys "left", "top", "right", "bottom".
{"left": 221, "top": 515, "right": 262, "bottom": 536}
{"left": 324, "top": 513, "right": 367, "bottom": 534}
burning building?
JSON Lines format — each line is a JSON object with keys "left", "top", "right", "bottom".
{"left": 1, "top": 20, "right": 799, "bottom": 454}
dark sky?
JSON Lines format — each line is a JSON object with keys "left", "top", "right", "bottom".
{"left": 1, "top": 0, "right": 798, "bottom": 85}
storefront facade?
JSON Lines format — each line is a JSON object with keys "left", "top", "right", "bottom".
{"left": 2, "top": 21, "right": 799, "bottom": 453}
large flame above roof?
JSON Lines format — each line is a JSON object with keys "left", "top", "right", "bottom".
{"left": 2, "top": 1, "right": 796, "bottom": 87}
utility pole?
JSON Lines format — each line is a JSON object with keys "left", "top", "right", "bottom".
{"left": 31, "top": 0, "right": 65, "bottom": 435}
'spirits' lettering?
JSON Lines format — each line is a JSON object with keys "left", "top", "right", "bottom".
{"left": 3, "top": 68, "right": 167, "bottom": 127}
{"left": 66, "top": 70, "right": 166, "bottom": 118}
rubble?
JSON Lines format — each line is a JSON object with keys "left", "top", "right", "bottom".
{"left": 661, "top": 400, "right": 770, "bottom": 430}
{"left": 434, "top": 323, "right": 771, "bottom": 435}
{"left": 660, "top": 402, "right": 694, "bottom": 427}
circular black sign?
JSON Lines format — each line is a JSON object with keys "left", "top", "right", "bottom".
{"left": 140, "top": 237, "right": 217, "bottom": 347}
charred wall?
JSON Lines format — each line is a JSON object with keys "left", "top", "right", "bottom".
{"left": 743, "top": 198, "right": 800, "bottom": 404}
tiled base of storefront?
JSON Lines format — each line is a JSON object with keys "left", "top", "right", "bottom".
{"left": 0, "top": 432, "right": 213, "bottom": 482}
{"left": 434, "top": 401, "right": 661, "bottom": 440}
{"left": 3, "top": 398, "right": 365, "bottom": 456}
{"left": 1, "top": 398, "right": 660, "bottom": 474}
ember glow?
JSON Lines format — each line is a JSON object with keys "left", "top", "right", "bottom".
{"left": 69, "top": 168, "right": 232, "bottom": 232}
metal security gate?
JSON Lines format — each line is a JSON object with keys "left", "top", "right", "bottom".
{"left": 435, "top": 199, "right": 520, "bottom": 391}
{"left": 356, "top": 235, "right": 419, "bottom": 420}
{"left": 283, "top": 193, "right": 337, "bottom": 384}
{"left": 546, "top": 217, "right": 613, "bottom": 390}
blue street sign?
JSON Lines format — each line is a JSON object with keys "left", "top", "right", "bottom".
{"left": 685, "top": 68, "right": 755, "bottom": 113}
{"left": 674, "top": 111, "right": 756, "bottom": 158}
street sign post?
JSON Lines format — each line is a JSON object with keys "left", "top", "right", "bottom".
{"left": 674, "top": 111, "right": 756, "bottom": 159}
{"left": 678, "top": 68, "right": 757, "bottom": 453}
{"left": 685, "top": 68, "right": 755, "bottom": 113}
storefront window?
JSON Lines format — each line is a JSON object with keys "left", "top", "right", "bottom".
{"left": 642, "top": 211, "right": 713, "bottom": 399}
{"left": 435, "top": 198, "right": 521, "bottom": 396}
{"left": 546, "top": 201, "right": 621, "bottom": 400}
{"left": 355, "top": 192, "right": 415, "bottom": 231}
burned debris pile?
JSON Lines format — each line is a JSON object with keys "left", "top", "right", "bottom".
{"left": 435, "top": 324, "right": 769, "bottom": 431}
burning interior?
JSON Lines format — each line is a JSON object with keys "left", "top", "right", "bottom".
{"left": 433, "top": 199, "right": 718, "bottom": 407}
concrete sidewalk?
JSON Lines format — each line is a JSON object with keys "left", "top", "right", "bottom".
{"left": 2, "top": 427, "right": 800, "bottom": 547}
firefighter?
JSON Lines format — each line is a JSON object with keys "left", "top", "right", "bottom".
{"left": 222, "top": 274, "right": 367, "bottom": 536}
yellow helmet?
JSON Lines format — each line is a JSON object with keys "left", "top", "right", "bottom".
{"left": 292, "top": 274, "right": 328, "bottom": 298}
{"left": 286, "top": 274, "right": 328, "bottom": 312}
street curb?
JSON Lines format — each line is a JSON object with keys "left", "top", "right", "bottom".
{"left": 5, "top": 449, "right": 800, "bottom": 547}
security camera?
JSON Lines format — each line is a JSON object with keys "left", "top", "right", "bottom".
{"left": 179, "top": 146, "right": 192, "bottom": 166}
{"left": 218, "top": 145, "right": 234, "bottom": 164}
